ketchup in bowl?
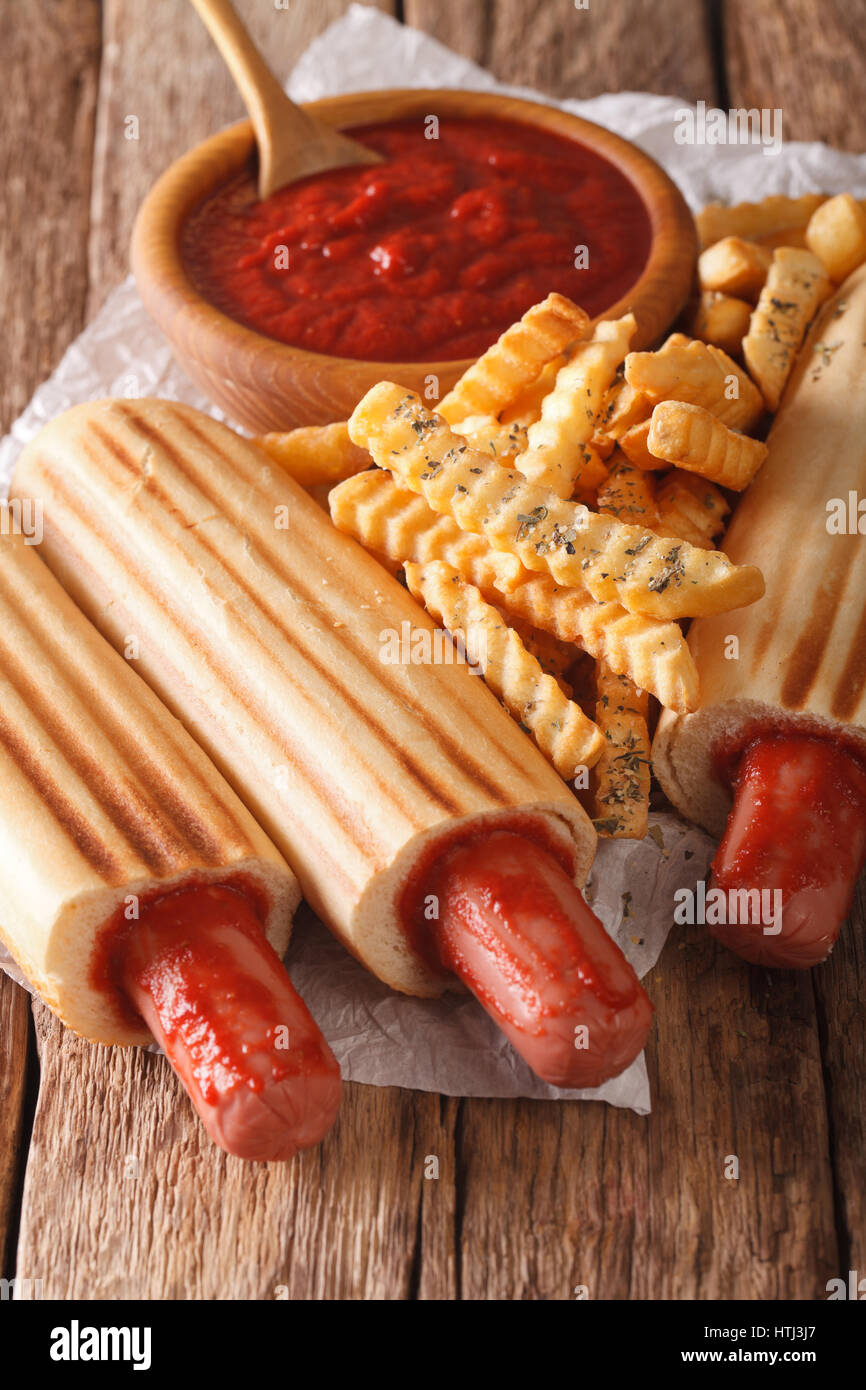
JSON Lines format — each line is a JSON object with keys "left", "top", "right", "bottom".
{"left": 180, "top": 116, "right": 652, "bottom": 363}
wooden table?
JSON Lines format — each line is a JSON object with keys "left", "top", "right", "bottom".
{"left": 2, "top": 0, "right": 865, "bottom": 1301}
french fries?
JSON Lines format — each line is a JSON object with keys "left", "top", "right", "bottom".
{"left": 655, "top": 470, "right": 730, "bottom": 548}
{"left": 698, "top": 237, "right": 773, "bottom": 302}
{"left": 691, "top": 291, "right": 752, "bottom": 357}
{"left": 619, "top": 417, "right": 667, "bottom": 471}
{"left": 513, "top": 314, "right": 635, "bottom": 497}
{"left": 328, "top": 467, "right": 526, "bottom": 592}
{"left": 437, "top": 293, "right": 589, "bottom": 425}
{"left": 696, "top": 194, "right": 827, "bottom": 249}
{"left": 591, "top": 662, "right": 651, "bottom": 839}
{"left": 647, "top": 400, "right": 768, "bottom": 490}
{"left": 328, "top": 467, "right": 700, "bottom": 713}
{"left": 452, "top": 415, "right": 529, "bottom": 461}
{"left": 596, "top": 378, "right": 652, "bottom": 440}
{"left": 256, "top": 422, "right": 370, "bottom": 486}
{"left": 597, "top": 455, "right": 660, "bottom": 527}
{"left": 403, "top": 561, "right": 604, "bottom": 778}
{"left": 742, "top": 247, "right": 832, "bottom": 410}
{"left": 624, "top": 337, "right": 765, "bottom": 432}
{"left": 349, "top": 383, "right": 764, "bottom": 621}
{"left": 508, "top": 617, "right": 576, "bottom": 686}
{"left": 805, "top": 192, "right": 866, "bottom": 283}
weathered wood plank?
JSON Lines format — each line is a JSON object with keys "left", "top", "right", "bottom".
{"left": 725, "top": 0, "right": 866, "bottom": 152}
{"left": 458, "top": 914, "right": 838, "bottom": 1299}
{"left": 812, "top": 878, "right": 866, "bottom": 1284}
{"left": 404, "top": 0, "right": 718, "bottom": 105}
{"left": 20, "top": 1000, "right": 441, "bottom": 1298}
{"left": 0, "top": 976, "right": 31, "bottom": 1275}
{"left": 0, "top": 0, "right": 101, "bottom": 431}
{"left": 0, "top": 0, "right": 101, "bottom": 1275}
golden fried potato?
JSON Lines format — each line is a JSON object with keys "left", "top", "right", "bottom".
{"left": 624, "top": 337, "right": 765, "bottom": 432}
{"left": 743, "top": 248, "right": 832, "bottom": 410}
{"left": 805, "top": 193, "right": 866, "bottom": 283}
{"left": 691, "top": 291, "right": 752, "bottom": 357}
{"left": 438, "top": 293, "right": 589, "bottom": 425}
{"left": 257, "top": 422, "right": 370, "bottom": 487}
{"left": 655, "top": 470, "right": 730, "bottom": 548}
{"left": 349, "top": 383, "right": 765, "bottom": 621}
{"left": 647, "top": 401, "right": 767, "bottom": 490}
{"left": 696, "top": 194, "right": 827, "bottom": 249}
{"left": 698, "top": 237, "right": 772, "bottom": 302}
{"left": 404, "top": 560, "right": 604, "bottom": 777}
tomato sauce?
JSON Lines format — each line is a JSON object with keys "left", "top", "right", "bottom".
{"left": 181, "top": 116, "right": 652, "bottom": 362}
{"left": 399, "top": 813, "right": 576, "bottom": 974}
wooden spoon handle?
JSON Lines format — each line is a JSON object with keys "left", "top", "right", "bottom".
{"left": 190, "top": 0, "right": 380, "bottom": 197}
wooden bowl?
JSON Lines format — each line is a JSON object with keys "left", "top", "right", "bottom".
{"left": 132, "top": 88, "right": 697, "bottom": 434}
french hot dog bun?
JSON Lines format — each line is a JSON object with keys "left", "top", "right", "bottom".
{"left": 0, "top": 533, "right": 299, "bottom": 1046}
{"left": 654, "top": 264, "right": 866, "bottom": 835}
{"left": 13, "top": 400, "right": 596, "bottom": 998}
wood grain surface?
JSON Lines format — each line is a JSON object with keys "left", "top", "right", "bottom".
{"left": 3, "top": 0, "right": 866, "bottom": 1301}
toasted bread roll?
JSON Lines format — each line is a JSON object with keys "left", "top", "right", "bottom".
{"left": 14, "top": 401, "right": 597, "bottom": 999}
{"left": 654, "top": 266, "right": 866, "bottom": 836}
{"left": 0, "top": 533, "right": 297, "bottom": 1045}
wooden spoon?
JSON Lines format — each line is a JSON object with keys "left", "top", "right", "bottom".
{"left": 190, "top": 0, "right": 382, "bottom": 199}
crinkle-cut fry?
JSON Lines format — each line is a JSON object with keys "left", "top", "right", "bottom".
{"left": 597, "top": 454, "right": 660, "bottom": 527}
{"left": 596, "top": 377, "right": 652, "bottom": 441}
{"left": 328, "top": 467, "right": 526, "bottom": 592}
{"left": 691, "top": 291, "right": 752, "bottom": 357}
{"left": 452, "top": 414, "right": 529, "bottom": 461}
{"left": 349, "top": 384, "right": 764, "bottom": 621}
{"left": 624, "top": 336, "right": 765, "bottom": 433}
{"left": 696, "top": 195, "right": 827, "bottom": 249}
{"left": 329, "top": 467, "right": 698, "bottom": 712}
{"left": 805, "top": 193, "right": 866, "bottom": 284}
{"left": 698, "top": 237, "right": 773, "bottom": 302}
{"left": 514, "top": 314, "right": 636, "bottom": 498}
{"left": 754, "top": 227, "right": 810, "bottom": 251}
{"left": 437, "top": 293, "right": 590, "bottom": 426}
{"left": 256, "top": 421, "right": 370, "bottom": 486}
{"left": 499, "top": 356, "right": 564, "bottom": 428}
{"left": 403, "top": 561, "right": 604, "bottom": 778}
{"left": 591, "top": 662, "right": 651, "bottom": 839}
{"left": 508, "top": 617, "right": 575, "bottom": 687}
{"left": 647, "top": 400, "right": 767, "bottom": 491}
{"left": 619, "top": 417, "right": 669, "bottom": 471}
{"left": 743, "top": 248, "right": 832, "bottom": 411}
{"left": 655, "top": 470, "right": 730, "bottom": 548}
{"left": 590, "top": 432, "right": 616, "bottom": 461}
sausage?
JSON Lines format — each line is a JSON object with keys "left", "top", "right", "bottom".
{"left": 710, "top": 734, "right": 866, "bottom": 967}
{"left": 121, "top": 884, "right": 342, "bottom": 1160}
{"left": 424, "top": 831, "right": 653, "bottom": 1087}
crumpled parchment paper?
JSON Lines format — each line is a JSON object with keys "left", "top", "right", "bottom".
{"left": 4, "top": 4, "right": 864, "bottom": 1111}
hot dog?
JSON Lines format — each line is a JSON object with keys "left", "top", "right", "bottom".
{"left": 13, "top": 399, "right": 650, "bottom": 1086}
{"left": 122, "top": 884, "right": 341, "bottom": 1159}
{"left": 418, "top": 831, "right": 652, "bottom": 1086}
{"left": 653, "top": 264, "right": 866, "bottom": 966}
{"left": 0, "top": 531, "right": 339, "bottom": 1158}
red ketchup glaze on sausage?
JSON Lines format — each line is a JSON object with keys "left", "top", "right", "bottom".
{"left": 120, "top": 884, "right": 341, "bottom": 1160}
{"left": 413, "top": 830, "right": 652, "bottom": 1087}
{"left": 180, "top": 116, "right": 651, "bottom": 363}
{"left": 711, "top": 733, "right": 866, "bottom": 967}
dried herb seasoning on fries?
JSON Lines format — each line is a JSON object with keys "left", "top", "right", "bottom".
{"left": 274, "top": 192, "right": 865, "bottom": 843}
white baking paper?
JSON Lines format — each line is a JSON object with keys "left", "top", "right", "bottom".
{"left": 4, "top": 4, "right": 865, "bottom": 1111}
